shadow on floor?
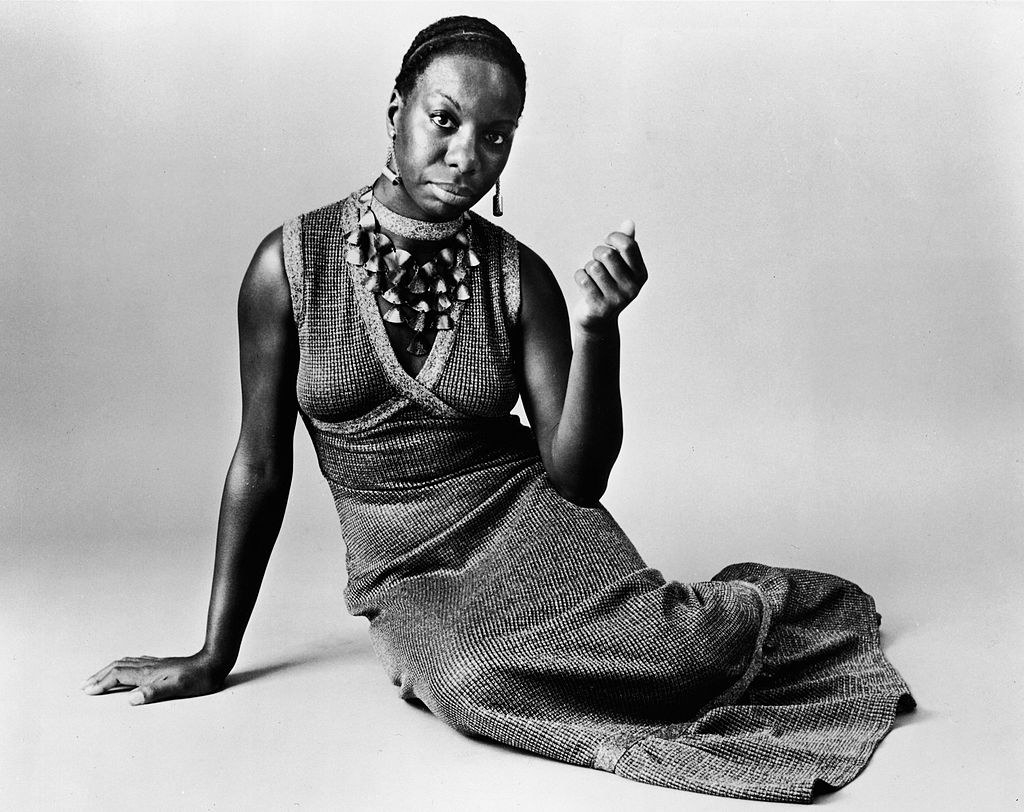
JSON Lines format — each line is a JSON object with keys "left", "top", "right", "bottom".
{"left": 226, "top": 635, "right": 373, "bottom": 688}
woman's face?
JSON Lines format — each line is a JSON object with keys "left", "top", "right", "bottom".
{"left": 382, "top": 53, "right": 522, "bottom": 221}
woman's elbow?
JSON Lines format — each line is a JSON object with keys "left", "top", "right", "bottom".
{"left": 228, "top": 445, "right": 294, "bottom": 494}
{"left": 549, "top": 474, "right": 608, "bottom": 508}
{"left": 539, "top": 436, "right": 616, "bottom": 507}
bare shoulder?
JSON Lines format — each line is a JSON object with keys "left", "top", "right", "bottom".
{"left": 517, "top": 240, "right": 568, "bottom": 323}
{"left": 239, "top": 227, "right": 290, "bottom": 323}
{"left": 517, "top": 240, "right": 556, "bottom": 288}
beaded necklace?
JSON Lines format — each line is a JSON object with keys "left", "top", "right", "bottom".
{"left": 343, "top": 187, "right": 480, "bottom": 356}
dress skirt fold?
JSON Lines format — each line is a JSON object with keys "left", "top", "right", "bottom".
{"left": 281, "top": 189, "right": 913, "bottom": 803}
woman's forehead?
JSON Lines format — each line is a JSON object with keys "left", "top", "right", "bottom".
{"left": 411, "top": 54, "right": 522, "bottom": 119}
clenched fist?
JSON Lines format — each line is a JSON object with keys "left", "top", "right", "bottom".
{"left": 571, "top": 219, "right": 648, "bottom": 333}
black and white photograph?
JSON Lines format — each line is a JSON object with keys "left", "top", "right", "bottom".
{"left": 3, "top": 2, "right": 1022, "bottom": 809}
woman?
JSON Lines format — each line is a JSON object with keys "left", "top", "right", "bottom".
{"left": 83, "top": 16, "right": 912, "bottom": 802}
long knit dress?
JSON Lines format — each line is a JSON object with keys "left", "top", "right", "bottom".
{"left": 281, "top": 189, "right": 914, "bottom": 804}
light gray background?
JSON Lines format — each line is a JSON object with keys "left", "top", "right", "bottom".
{"left": 3, "top": 2, "right": 1022, "bottom": 809}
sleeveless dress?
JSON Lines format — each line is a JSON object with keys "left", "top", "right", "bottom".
{"left": 282, "top": 189, "right": 914, "bottom": 804}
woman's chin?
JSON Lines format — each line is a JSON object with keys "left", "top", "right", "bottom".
{"left": 417, "top": 189, "right": 478, "bottom": 220}
{"left": 375, "top": 179, "right": 478, "bottom": 221}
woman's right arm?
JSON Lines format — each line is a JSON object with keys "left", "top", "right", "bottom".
{"left": 82, "top": 228, "right": 298, "bottom": 705}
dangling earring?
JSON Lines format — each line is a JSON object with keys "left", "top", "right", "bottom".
{"left": 382, "top": 134, "right": 401, "bottom": 186}
{"left": 492, "top": 175, "right": 503, "bottom": 217}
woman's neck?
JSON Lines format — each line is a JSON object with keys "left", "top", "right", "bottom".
{"left": 370, "top": 184, "right": 466, "bottom": 252}
{"left": 371, "top": 176, "right": 427, "bottom": 220}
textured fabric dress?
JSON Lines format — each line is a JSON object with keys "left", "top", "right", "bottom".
{"left": 282, "top": 189, "right": 914, "bottom": 804}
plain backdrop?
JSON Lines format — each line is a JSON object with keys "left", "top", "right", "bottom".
{"left": 2, "top": 3, "right": 1022, "bottom": 810}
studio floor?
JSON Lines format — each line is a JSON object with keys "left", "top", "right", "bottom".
{"left": 5, "top": 449, "right": 1022, "bottom": 811}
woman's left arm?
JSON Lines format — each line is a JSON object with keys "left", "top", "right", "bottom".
{"left": 517, "top": 221, "right": 647, "bottom": 506}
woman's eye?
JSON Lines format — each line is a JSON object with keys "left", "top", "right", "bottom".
{"left": 430, "top": 112, "right": 455, "bottom": 129}
{"left": 485, "top": 132, "right": 508, "bottom": 146}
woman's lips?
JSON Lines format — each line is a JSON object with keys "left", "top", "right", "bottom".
{"left": 431, "top": 182, "right": 474, "bottom": 205}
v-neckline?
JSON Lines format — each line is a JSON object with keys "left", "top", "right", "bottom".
{"left": 378, "top": 316, "right": 436, "bottom": 380}
{"left": 348, "top": 220, "right": 472, "bottom": 392}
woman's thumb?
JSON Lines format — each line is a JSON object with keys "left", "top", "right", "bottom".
{"left": 129, "top": 679, "right": 174, "bottom": 706}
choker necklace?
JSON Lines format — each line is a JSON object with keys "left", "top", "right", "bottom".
{"left": 370, "top": 196, "right": 466, "bottom": 241}
{"left": 343, "top": 187, "right": 479, "bottom": 356}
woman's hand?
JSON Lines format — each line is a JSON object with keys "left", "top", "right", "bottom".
{"left": 81, "top": 652, "right": 230, "bottom": 705}
{"left": 571, "top": 220, "right": 648, "bottom": 334}
{"left": 514, "top": 219, "right": 648, "bottom": 506}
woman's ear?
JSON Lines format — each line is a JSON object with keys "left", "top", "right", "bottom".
{"left": 386, "top": 89, "right": 403, "bottom": 138}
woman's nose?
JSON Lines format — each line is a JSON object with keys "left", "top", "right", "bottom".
{"left": 446, "top": 131, "right": 480, "bottom": 174}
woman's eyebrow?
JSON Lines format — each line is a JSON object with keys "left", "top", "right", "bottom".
{"left": 436, "top": 91, "right": 462, "bottom": 111}
{"left": 432, "top": 92, "right": 515, "bottom": 126}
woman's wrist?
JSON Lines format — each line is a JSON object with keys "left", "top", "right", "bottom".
{"left": 572, "top": 318, "right": 620, "bottom": 342}
{"left": 195, "top": 646, "right": 237, "bottom": 677}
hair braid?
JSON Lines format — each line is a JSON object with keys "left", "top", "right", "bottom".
{"left": 395, "top": 16, "right": 527, "bottom": 115}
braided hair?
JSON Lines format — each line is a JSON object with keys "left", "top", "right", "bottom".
{"left": 395, "top": 16, "right": 527, "bottom": 116}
